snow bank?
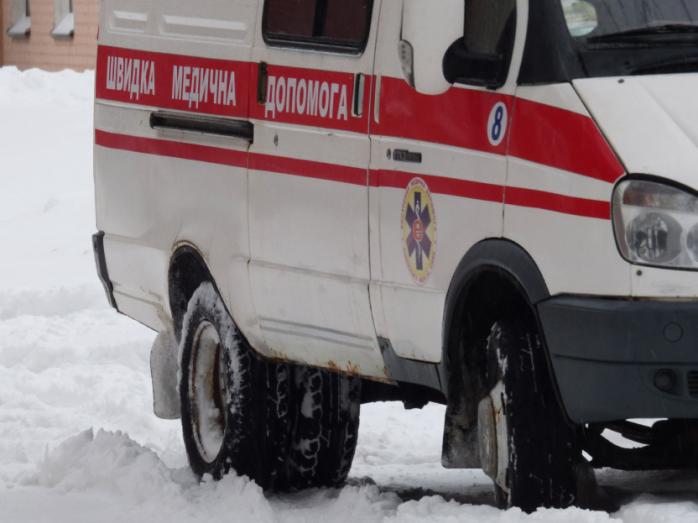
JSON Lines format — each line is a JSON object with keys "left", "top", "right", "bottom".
{"left": 34, "top": 429, "right": 178, "bottom": 497}
{"left": 8, "top": 426, "right": 697, "bottom": 523}
{"left": 9, "top": 427, "right": 617, "bottom": 523}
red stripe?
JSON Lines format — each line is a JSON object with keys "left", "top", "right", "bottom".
{"left": 372, "top": 170, "right": 504, "bottom": 204}
{"left": 248, "top": 64, "right": 371, "bottom": 135}
{"left": 96, "top": 46, "right": 370, "bottom": 134}
{"left": 96, "top": 45, "right": 251, "bottom": 119}
{"left": 95, "top": 130, "right": 609, "bottom": 220}
{"left": 375, "top": 169, "right": 609, "bottom": 219}
{"left": 249, "top": 154, "right": 367, "bottom": 186}
{"left": 509, "top": 99, "right": 624, "bottom": 184}
{"left": 374, "top": 77, "right": 624, "bottom": 184}
{"left": 94, "top": 129, "right": 247, "bottom": 167}
{"left": 374, "top": 78, "right": 510, "bottom": 155}
{"left": 506, "top": 186, "right": 611, "bottom": 220}
{"left": 95, "top": 129, "right": 367, "bottom": 185}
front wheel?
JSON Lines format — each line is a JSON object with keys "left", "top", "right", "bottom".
{"left": 477, "top": 318, "right": 588, "bottom": 511}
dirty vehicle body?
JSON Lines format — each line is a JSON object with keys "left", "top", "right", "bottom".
{"left": 93, "top": 0, "right": 698, "bottom": 511}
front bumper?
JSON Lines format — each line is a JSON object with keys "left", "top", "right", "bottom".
{"left": 538, "top": 296, "right": 698, "bottom": 423}
{"left": 92, "top": 231, "right": 118, "bottom": 311}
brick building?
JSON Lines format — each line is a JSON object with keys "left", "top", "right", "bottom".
{"left": 2, "top": 0, "right": 99, "bottom": 71}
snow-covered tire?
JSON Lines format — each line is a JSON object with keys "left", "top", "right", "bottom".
{"left": 479, "top": 318, "right": 584, "bottom": 512}
{"left": 179, "top": 282, "right": 292, "bottom": 489}
{"left": 288, "top": 366, "right": 361, "bottom": 489}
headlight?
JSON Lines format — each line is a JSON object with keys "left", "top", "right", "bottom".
{"left": 613, "top": 179, "right": 698, "bottom": 269}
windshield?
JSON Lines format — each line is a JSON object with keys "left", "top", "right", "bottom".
{"left": 555, "top": 0, "right": 698, "bottom": 77}
{"left": 561, "top": 0, "right": 698, "bottom": 38}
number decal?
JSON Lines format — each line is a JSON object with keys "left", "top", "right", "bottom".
{"left": 487, "top": 102, "right": 508, "bottom": 147}
{"left": 492, "top": 106, "right": 504, "bottom": 141}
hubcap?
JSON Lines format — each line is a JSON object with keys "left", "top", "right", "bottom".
{"left": 189, "top": 321, "right": 227, "bottom": 463}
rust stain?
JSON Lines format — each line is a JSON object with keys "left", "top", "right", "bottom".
{"left": 327, "top": 360, "right": 342, "bottom": 373}
{"left": 266, "top": 348, "right": 292, "bottom": 363}
{"left": 346, "top": 361, "right": 361, "bottom": 375}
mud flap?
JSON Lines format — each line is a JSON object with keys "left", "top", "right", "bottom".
{"left": 441, "top": 417, "right": 481, "bottom": 469}
{"left": 150, "top": 325, "right": 181, "bottom": 419}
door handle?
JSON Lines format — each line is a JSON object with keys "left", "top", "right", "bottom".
{"left": 257, "top": 62, "right": 268, "bottom": 105}
{"left": 150, "top": 111, "right": 254, "bottom": 142}
{"left": 353, "top": 73, "right": 365, "bottom": 117}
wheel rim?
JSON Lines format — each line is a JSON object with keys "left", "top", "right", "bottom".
{"left": 189, "top": 321, "right": 227, "bottom": 463}
{"left": 478, "top": 380, "right": 510, "bottom": 494}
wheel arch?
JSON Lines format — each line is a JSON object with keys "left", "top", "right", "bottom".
{"left": 440, "top": 238, "right": 551, "bottom": 468}
{"left": 442, "top": 239, "right": 550, "bottom": 386}
{"left": 168, "top": 244, "right": 218, "bottom": 339}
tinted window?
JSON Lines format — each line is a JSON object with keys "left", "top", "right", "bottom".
{"left": 264, "top": 0, "right": 317, "bottom": 39}
{"left": 444, "top": 0, "right": 517, "bottom": 88}
{"left": 464, "top": 0, "right": 517, "bottom": 59}
{"left": 263, "top": 0, "right": 373, "bottom": 52}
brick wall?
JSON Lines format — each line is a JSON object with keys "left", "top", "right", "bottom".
{"left": 2, "top": 0, "right": 99, "bottom": 71}
{"left": 0, "top": 3, "right": 3, "bottom": 65}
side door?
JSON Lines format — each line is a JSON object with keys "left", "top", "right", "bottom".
{"left": 369, "top": 0, "right": 520, "bottom": 362}
{"left": 247, "top": 0, "right": 386, "bottom": 377}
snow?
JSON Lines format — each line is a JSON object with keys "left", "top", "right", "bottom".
{"left": 1, "top": 65, "right": 698, "bottom": 521}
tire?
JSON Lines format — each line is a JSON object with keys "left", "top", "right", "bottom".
{"left": 478, "top": 317, "right": 584, "bottom": 512}
{"left": 288, "top": 365, "right": 361, "bottom": 488}
{"left": 179, "top": 282, "right": 292, "bottom": 489}
{"left": 179, "top": 281, "right": 361, "bottom": 490}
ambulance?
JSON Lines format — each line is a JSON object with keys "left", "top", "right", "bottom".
{"left": 92, "top": 0, "right": 698, "bottom": 511}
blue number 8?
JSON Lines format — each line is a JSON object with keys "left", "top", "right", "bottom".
{"left": 491, "top": 106, "right": 504, "bottom": 141}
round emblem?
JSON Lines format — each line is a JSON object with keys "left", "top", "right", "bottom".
{"left": 401, "top": 178, "right": 437, "bottom": 284}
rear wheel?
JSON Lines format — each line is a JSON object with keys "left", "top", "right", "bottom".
{"left": 477, "top": 318, "right": 587, "bottom": 511}
{"left": 179, "top": 281, "right": 360, "bottom": 490}
{"left": 289, "top": 366, "right": 361, "bottom": 488}
{"left": 179, "top": 282, "right": 292, "bottom": 488}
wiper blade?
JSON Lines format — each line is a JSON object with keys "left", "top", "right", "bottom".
{"left": 588, "top": 23, "right": 698, "bottom": 45}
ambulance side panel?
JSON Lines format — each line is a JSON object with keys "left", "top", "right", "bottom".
{"left": 94, "top": 0, "right": 267, "bottom": 351}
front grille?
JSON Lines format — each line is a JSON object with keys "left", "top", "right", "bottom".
{"left": 687, "top": 371, "right": 698, "bottom": 397}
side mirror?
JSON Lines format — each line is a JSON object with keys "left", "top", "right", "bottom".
{"left": 399, "top": 0, "right": 464, "bottom": 96}
{"left": 443, "top": 41, "right": 508, "bottom": 89}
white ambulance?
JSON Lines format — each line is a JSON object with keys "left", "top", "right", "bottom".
{"left": 92, "top": 0, "right": 698, "bottom": 511}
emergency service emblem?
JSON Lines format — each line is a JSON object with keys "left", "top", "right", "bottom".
{"left": 402, "top": 178, "right": 437, "bottom": 284}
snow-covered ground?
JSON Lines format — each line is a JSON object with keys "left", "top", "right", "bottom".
{"left": 1, "top": 67, "right": 698, "bottom": 522}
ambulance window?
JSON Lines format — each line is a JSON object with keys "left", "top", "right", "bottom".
{"left": 443, "top": 0, "right": 517, "bottom": 88}
{"left": 263, "top": 0, "right": 374, "bottom": 53}
{"left": 264, "top": 0, "right": 317, "bottom": 39}
{"left": 323, "top": 0, "right": 372, "bottom": 44}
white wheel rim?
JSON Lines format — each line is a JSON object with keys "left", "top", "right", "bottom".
{"left": 189, "top": 321, "right": 227, "bottom": 463}
{"left": 490, "top": 381, "right": 510, "bottom": 492}
{"left": 478, "top": 380, "right": 510, "bottom": 493}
